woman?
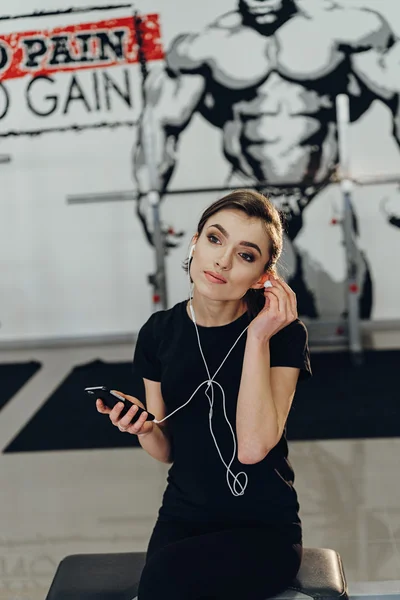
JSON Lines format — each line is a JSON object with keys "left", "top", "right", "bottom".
{"left": 97, "top": 189, "right": 312, "bottom": 600}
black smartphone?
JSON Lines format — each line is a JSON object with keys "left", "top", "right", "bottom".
{"left": 85, "top": 386, "right": 155, "bottom": 423}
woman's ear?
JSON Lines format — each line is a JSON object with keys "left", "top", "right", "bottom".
{"left": 250, "top": 273, "right": 270, "bottom": 290}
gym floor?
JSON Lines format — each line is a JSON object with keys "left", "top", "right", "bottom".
{"left": 1, "top": 332, "right": 400, "bottom": 599}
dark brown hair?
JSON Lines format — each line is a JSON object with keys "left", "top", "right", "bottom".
{"left": 183, "top": 189, "right": 284, "bottom": 319}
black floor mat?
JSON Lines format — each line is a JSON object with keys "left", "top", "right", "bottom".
{"left": 286, "top": 349, "right": 400, "bottom": 440}
{"left": 3, "top": 350, "right": 400, "bottom": 453}
{"left": 0, "top": 361, "right": 42, "bottom": 412}
{"left": 4, "top": 359, "right": 144, "bottom": 453}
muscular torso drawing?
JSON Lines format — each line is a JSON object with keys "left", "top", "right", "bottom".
{"left": 179, "top": 13, "right": 373, "bottom": 187}
{"left": 134, "top": 3, "right": 399, "bottom": 318}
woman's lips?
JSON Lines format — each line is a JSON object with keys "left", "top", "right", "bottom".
{"left": 204, "top": 271, "right": 227, "bottom": 284}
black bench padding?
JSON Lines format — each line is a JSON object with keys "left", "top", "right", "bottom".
{"left": 45, "top": 547, "right": 348, "bottom": 600}
{"left": 46, "top": 552, "right": 145, "bottom": 600}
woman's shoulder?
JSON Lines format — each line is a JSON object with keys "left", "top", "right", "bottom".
{"left": 269, "top": 318, "right": 311, "bottom": 380}
{"left": 133, "top": 303, "right": 185, "bottom": 382}
{"left": 273, "top": 318, "right": 308, "bottom": 341}
{"left": 139, "top": 300, "right": 187, "bottom": 338}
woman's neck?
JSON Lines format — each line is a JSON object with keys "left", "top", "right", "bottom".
{"left": 188, "top": 292, "right": 247, "bottom": 327}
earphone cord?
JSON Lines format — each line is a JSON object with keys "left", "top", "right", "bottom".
{"left": 153, "top": 263, "right": 249, "bottom": 496}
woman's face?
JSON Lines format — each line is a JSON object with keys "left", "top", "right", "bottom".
{"left": 190, "top": 209, "right": 271, "bottom": 300}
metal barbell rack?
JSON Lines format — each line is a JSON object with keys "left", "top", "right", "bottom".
{"left": 66, "top": 94, "right": 400, "bottom": 364}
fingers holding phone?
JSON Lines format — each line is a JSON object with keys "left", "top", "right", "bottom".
{"left": 96, "top": 398, "right": 111, "bottom": 414}
{"left": 109, "top": 400, "right": 154, "bottom": 437}
{"left": 111, "top": 390, "right": 146, "bottom": 411}
{"left": 85, "top": 386, "right": 155, "bottom": 438}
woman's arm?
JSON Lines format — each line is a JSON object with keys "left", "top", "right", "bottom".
{"left": 236, "top": 335, "right": 299, "bottom": 464}
{"left": 138, "top": 379, "right": 173, "bottom": 464}
{"left": 236, "top": 277, "right": 302, "bottom": 465}
{"left": 138, "top": 422, "right": 173, "bottom": 464}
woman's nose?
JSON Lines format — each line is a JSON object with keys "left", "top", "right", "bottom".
{"left": 215, "top": 251, "right": 232, "bottom": 270}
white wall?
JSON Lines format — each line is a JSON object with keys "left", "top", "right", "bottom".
{"left": 1, "top": 0, "right": 400, "bottom": 343}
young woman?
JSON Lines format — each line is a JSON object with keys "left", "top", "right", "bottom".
{"left": 97, "top": 189, "right": 312, "bottom": 600}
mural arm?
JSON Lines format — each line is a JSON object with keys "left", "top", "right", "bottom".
{"left": 133, "top": 35, "right": 206, "bottom": 245}
{"left": 351, "top": 40, "right": 400, "bottom": 147}
{"left": 306, "top": 2, "right": 399, "bottom": 145}
{"left": 351, "top": 39, "right": 400, "bottom": 230}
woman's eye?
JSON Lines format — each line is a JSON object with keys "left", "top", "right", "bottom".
{"left": 240, "top": 253, "right": 255, "bottom": 263}
{"left": 207, "top": 234, "right": 220, "bottom": 244}
{"left": 207, "top": 235, "right": 254, "bottom": 262}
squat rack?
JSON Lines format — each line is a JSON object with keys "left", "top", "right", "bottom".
{"left": 67, "top": 89, "right": 400, "bottom": 363}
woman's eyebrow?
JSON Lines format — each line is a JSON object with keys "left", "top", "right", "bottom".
{"left": 208, "top": 224, "right": 262, "bottom": 256}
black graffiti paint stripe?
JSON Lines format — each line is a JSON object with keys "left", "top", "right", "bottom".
{"left": 0, "top": 4, "right": 134, "bottom": 22}
{"left": 0, "top": 120, "right": 137, "bottom": 137}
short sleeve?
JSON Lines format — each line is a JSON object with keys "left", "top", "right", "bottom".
{"left": 132, "top": 314, "right": 162, "bottom": 382}
{"left": 269, "top": 319, "right": 312, "bottom": 382}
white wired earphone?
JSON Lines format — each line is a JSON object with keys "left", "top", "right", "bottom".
{"left": 153, "top": 243, "right": 272, "bottom": 497}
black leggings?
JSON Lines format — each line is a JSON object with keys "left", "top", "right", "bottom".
{"left": 137, "top": 519, "right": 302, "bottom": 600}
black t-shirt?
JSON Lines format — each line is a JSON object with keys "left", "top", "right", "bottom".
{"left": 132, "top": 300, "right": 312, "bottom": 526}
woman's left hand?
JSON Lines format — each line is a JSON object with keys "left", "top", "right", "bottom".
{"left": 247, "top": 276, "right": 298, "bottom": 342}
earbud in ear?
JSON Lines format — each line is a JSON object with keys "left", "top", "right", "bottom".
{"left": 263, "top": 280, "right": 273, "bottom": 289}
{"left": 189, "top": 244, "right": 196, "bottom": 259}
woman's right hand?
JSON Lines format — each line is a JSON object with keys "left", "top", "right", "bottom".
{"left": 96, "top": 390, "right": 154, "bottom": 437}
